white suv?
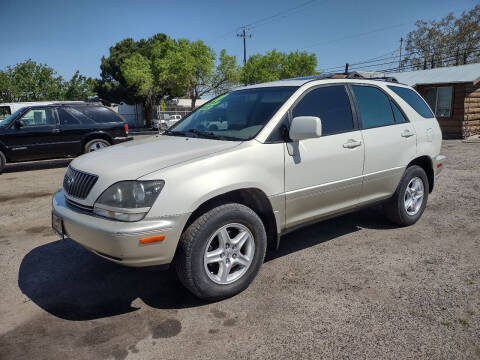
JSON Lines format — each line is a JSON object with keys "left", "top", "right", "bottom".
{"left": 52, "top": 76, "right": 445, "bottom": 299}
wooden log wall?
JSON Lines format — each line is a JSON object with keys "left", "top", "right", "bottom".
{"left": 464, "top": 82, "right": 480, "bottom": 138}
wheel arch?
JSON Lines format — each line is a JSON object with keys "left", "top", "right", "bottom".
{"left": 181, "top": 188, "right": 279, "bottom": 251}
{"left": 407, "top": 155, "right": 434, "bottom": 193}
{"left": 0, "top": 141, "right": 9, "bottom": 161}
{"left": 82, "top": 132, "right": 113, "bottom": 150}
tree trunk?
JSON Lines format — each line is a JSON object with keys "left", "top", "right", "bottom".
{"left": 144, "top": 102, "right": 152, "bottom": 128}
{"left": 190, "top": 88, "right": 197, "bottom": 111}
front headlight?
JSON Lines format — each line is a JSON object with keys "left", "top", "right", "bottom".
{"left": 93, "top": 180, "right": 164, "bottom": 222}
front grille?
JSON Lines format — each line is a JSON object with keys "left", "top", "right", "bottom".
{"left": 63, "top": 166, "right": 98, "bottom": 199}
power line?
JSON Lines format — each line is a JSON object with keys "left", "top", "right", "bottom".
{"left": 376, "top": 48, "right": 480, "bottom": 73}
{"left": 355, "top": 46, "right": 480, "bottom": 72}
{"left": 319, "top": 50, "right": 399, "bottom": 72}
{"left": 210, "top": 0, "right": 321, "bottom": 41}
{"left": 246, "top": 0, "right": 322, "bottom": 30}
{"left": 301, "top": 22, "right": 413, "bottom": 50}
{"left": 319, "top": 45, "right": 480, "bottom": 74}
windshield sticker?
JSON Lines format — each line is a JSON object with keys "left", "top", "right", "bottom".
{"left": 199, "top": 93, "right": 229, "bottom": 111}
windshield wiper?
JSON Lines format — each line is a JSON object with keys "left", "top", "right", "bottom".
{"left": 164, "top": 128, "right": 239, "bottom": 141}
{"left": 163, "top": 129, "right": 189, "bottom": 137}
{"left": 187, "top": 129, "right": 239, "bottom": 141}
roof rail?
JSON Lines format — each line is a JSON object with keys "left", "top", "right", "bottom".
{"left": 346, "top": 72, "right": 398, "bottom": 83}
{"left": 286, "top": 72, "right": 398, "bottom": 83}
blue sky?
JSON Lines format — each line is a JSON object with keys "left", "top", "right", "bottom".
{"left": 1, "top": 0, "right": 477, "bottom": 80}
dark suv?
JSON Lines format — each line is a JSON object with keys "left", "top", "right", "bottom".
{"left": 0, "top": 103, "right": 132, "bottom": 173}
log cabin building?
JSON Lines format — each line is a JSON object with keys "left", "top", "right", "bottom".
{"left": 390, "top": 64, "right": 480, "bottom": 139}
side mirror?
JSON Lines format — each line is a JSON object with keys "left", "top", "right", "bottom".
{"left": 289, "top": 116, "right": 322, "bottom": 141}
{"left": 15, "top": 120, "right": 24, "bottom": 129}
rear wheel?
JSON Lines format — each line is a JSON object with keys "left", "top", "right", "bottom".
{"left": 383, "top": 165, "right": 429, "bottom": 226}
{"left": 0, "top": 150, "right": 5, "bottom": 174}
{"left": 174, "top": 203, "right": 267, "bottom": 300}
{"left": 84, "top": 139, "right": 110, "bottom": 153}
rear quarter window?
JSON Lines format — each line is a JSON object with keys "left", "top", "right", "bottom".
{"left": 387, "top": 86, "right": 434, "bottom": 118}
{"left": 0, "top": 106, "right": 11, "bottom": 120}
{"left": 73, "top": 106, "right": 123, "bottom": 123}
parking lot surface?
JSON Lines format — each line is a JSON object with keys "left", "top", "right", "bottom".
{"left": 0, "top": 139, "right": 479, "bottom": 359}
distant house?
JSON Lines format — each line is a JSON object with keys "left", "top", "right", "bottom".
{"left": 390, "top": 64, "right": 480, "bottom": 139}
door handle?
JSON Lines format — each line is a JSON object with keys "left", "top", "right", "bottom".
{"left": 343, "top": 139, "right": 362, "bottom": 149}
{"left": 401, "top": 130, "right": 415, "bottom": 138}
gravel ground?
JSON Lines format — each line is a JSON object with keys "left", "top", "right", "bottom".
{"left": 0, "top": 140, "right": 479, "bottom": 360}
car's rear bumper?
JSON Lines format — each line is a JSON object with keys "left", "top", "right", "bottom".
{"left": 52, "top": 190, "right": 190, "bottom": 267}
{"left": 433, "top": 154, "right": 446, "bottom": 176}
{"left": 112, "top": 136, "right": 134, "bottom": 145}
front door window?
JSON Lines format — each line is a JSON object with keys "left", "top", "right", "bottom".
{"left": 20, "top": 109, "right": 56, "bottom": 126}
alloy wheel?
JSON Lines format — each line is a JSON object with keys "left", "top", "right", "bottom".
{"left": 203, "top": 223, "right": 255, "bottom": 285}
{"left": 404, "top": 176, "right": 424, "bottom": 216}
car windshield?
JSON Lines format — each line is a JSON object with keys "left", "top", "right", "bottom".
{"left": 168, "top": 86, "right": 298, "bottom": 141}
{"left": 0, "top": 107, "right": 26, "bottom": 128}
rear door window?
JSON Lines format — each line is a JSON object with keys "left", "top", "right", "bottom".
{"left": 388, "top": 86, "right": 434, "bottom": 118}
{"left": 292, "top": 85, "right": 354, "bottom": 135}
{"left": 73, "top": 106, "right": 122, "bottom": 123}
{"left": 58, "top": 108, "right": 81, "bottom": 125}
{"left": 352, "top": 86, "right": 395, "bottom": 129}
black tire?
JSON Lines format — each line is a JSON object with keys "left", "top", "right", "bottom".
{"left": 383, "top": 165, "right": 429, "bottom": 226}
{"left": 0, "top": 150, "right": 5, "bottom": 174}
{"left": 84, "top": 139, "right": 111, "bottom": 154}
{"left": 174, "top": 203, "right": 267, "bottom": 300}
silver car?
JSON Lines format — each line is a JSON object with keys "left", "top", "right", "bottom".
{"left": 52, "top": 76, "right": 446, "bottom": 299}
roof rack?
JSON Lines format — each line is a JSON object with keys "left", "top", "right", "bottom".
{"left": 346, "top": 72, "right": 398, "bottom": 83}
{"left": 55, "top": 102, "right": 101, "bottom": 107}
{"left": 287, "top": 72, "right": 398, "bottom": 83}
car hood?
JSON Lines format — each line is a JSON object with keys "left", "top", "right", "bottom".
{"left": 71, "top": 135, "right": 241, "bottom": 183}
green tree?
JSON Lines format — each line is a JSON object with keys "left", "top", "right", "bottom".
{"left": 97, "top": 33, "right": 175, "bottom": 126}
{"left": 402, "top": 5, "right": 480, "bottom": 70}
{"left": 0, "top": 60, "right": 95, "bottom": 102}
{"left": 155, "top": 40, "right": 239, "bottom": 109}
{"left": 241, "top": 50, "right": 317, "bottom": 85}
{"left": 62, "top": 71, "right": 96, "bottom": 101}
{"left": 0, "top": 59, "right": 64, "bottom": 102}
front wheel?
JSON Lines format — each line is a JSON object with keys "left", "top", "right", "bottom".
{"left": 174, "top": 203, "right": 267, "bottom": 300}
{"left": 383, "top": 165, "right": 429, "bottom": 226}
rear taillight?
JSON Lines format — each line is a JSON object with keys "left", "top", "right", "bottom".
{"left": 124, "top": 124, "right": 129, "bottom": 135}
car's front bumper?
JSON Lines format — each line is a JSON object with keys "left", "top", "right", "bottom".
{"left": 112, "top": 136, "right": 134, "bottom": 145}
{"left": 52, "top": 190, "right": 190, "bottom": 267}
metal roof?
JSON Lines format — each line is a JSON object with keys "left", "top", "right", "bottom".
{"left": 388, "top": 63, "right": 480, "bottom": 86}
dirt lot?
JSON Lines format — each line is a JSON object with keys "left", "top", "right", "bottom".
{"left": 0, "top": 140, "right": 479, "bottom": 360}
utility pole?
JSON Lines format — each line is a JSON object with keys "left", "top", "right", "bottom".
{"left": 237, "top": 27, "right": 252, "bottom": 66}
{"left": 399, "top": 37, "right": 403, "bottom": 71}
